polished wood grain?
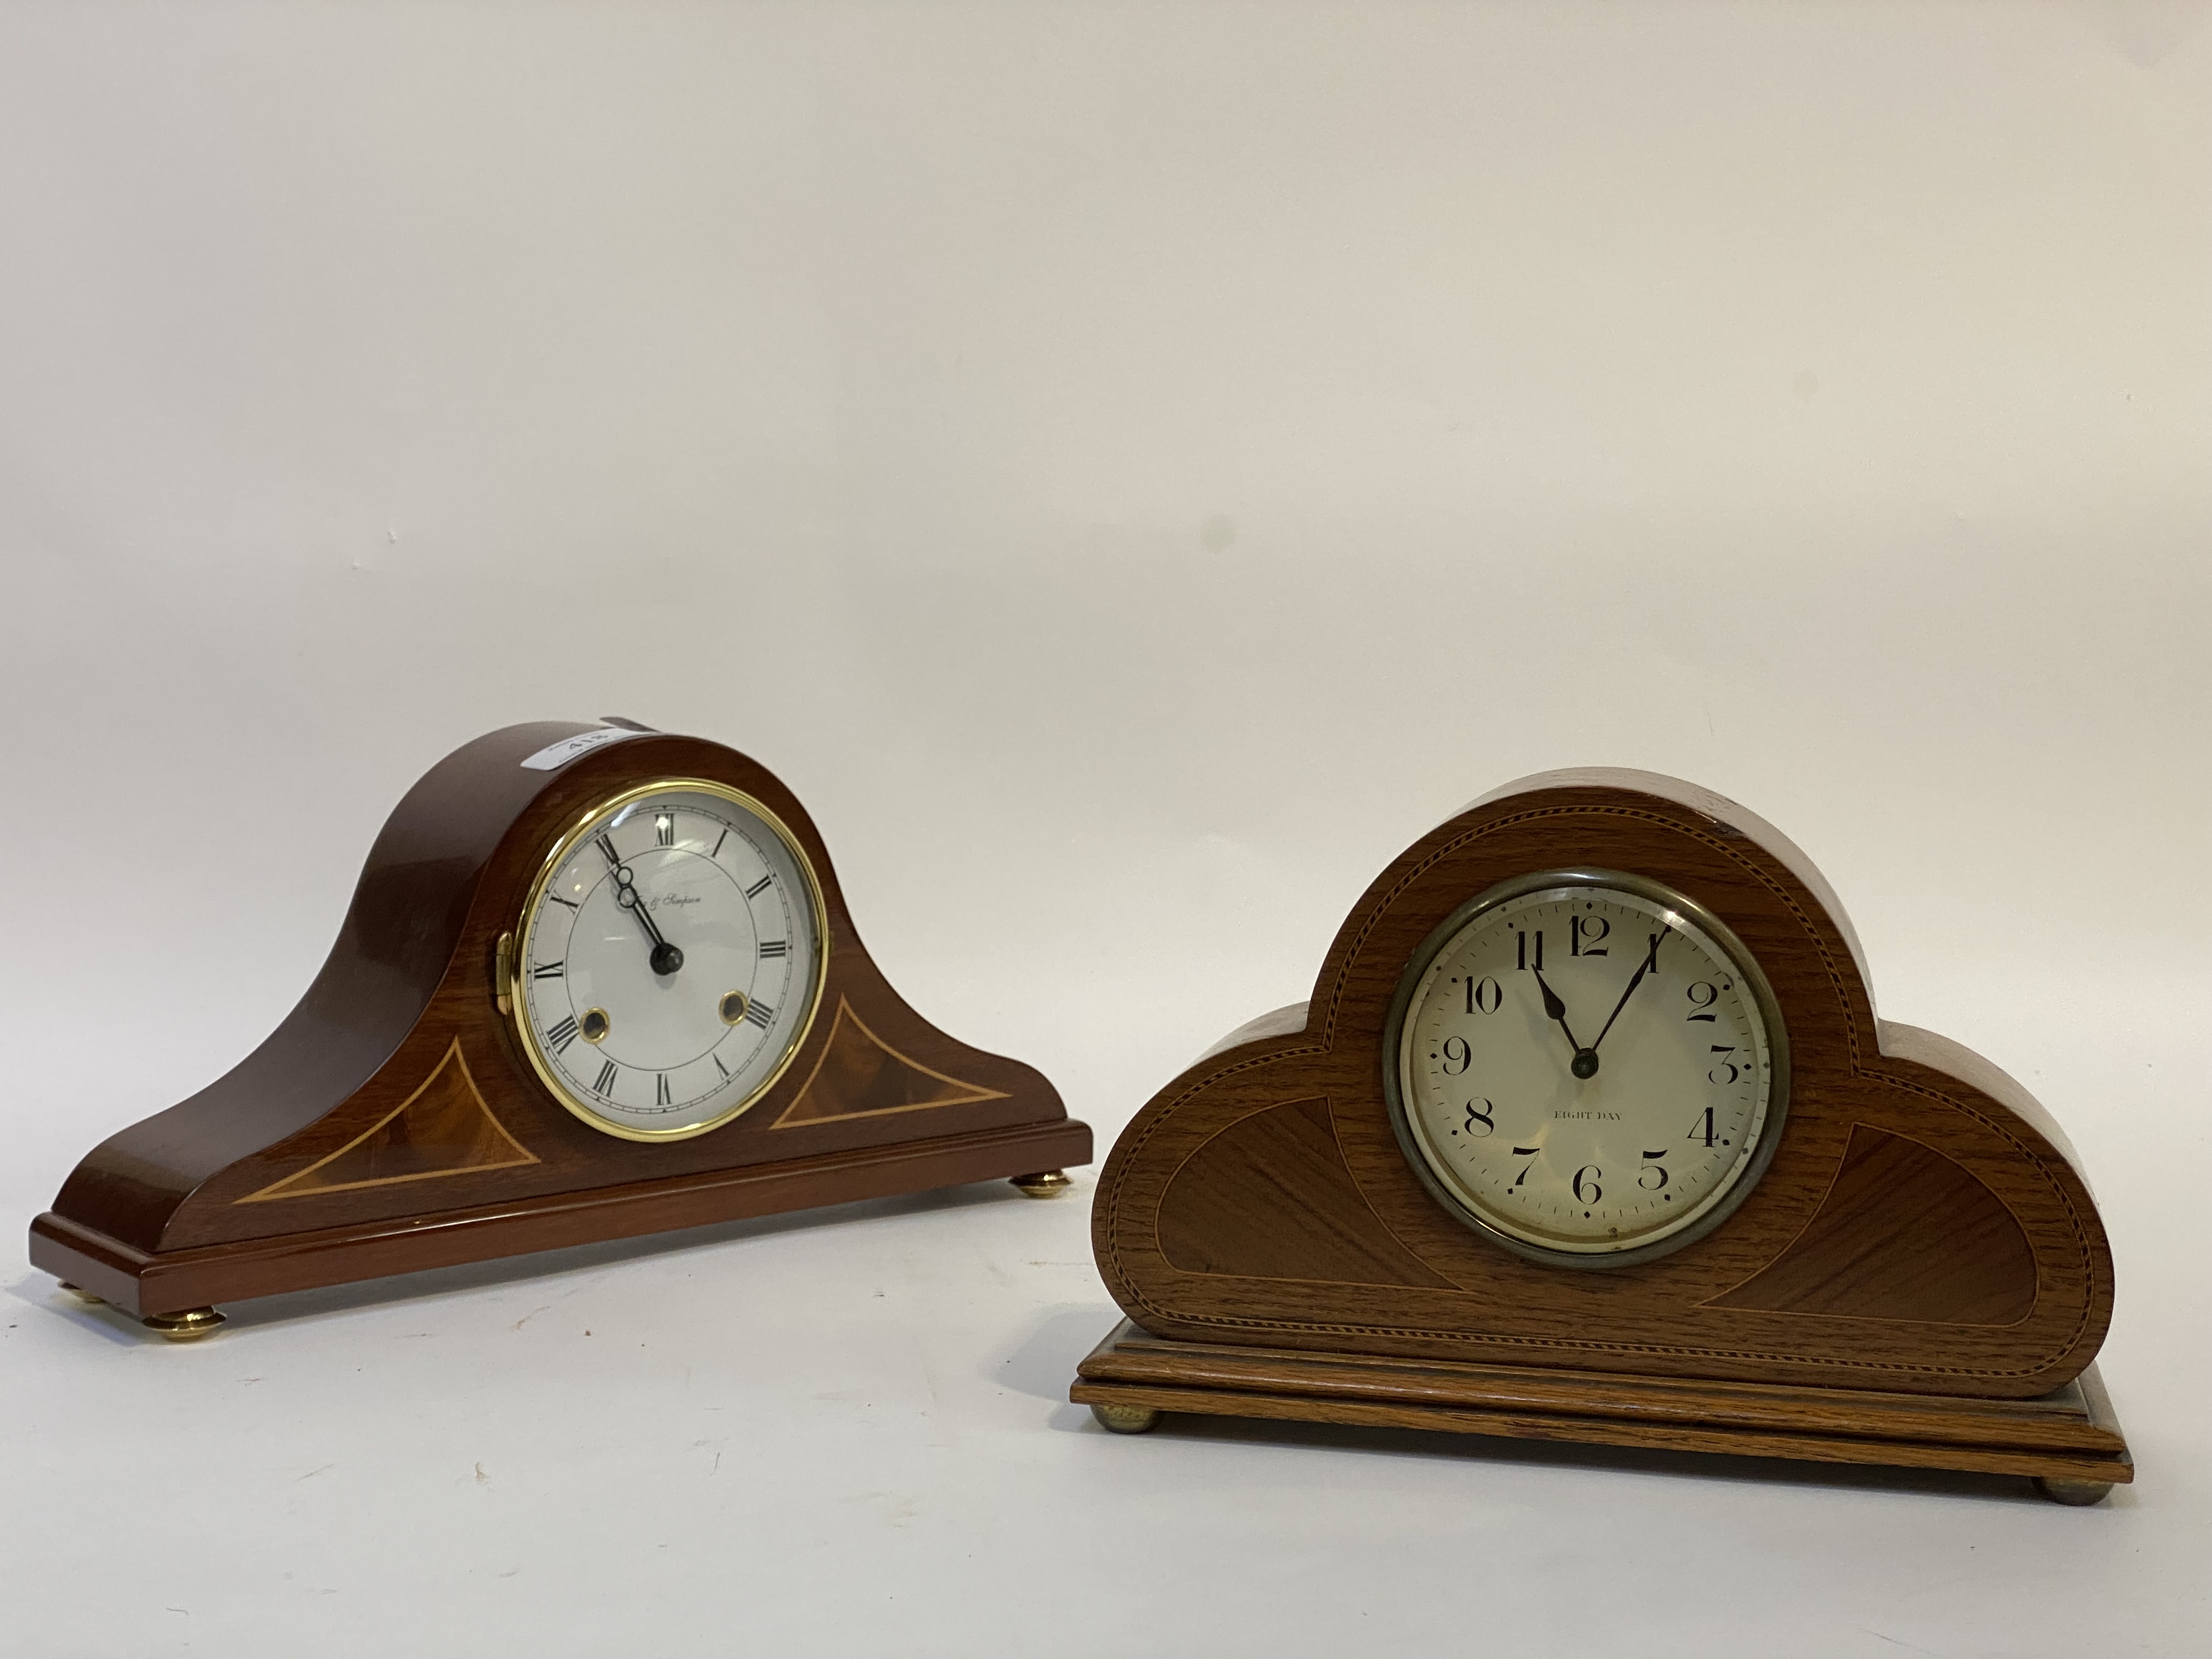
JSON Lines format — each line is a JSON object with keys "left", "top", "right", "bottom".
{"left": 31, "top": 723, "right": 1089, "bottom": 1317}
{"left": 771, "top": 998, "right": 1011, "bottom": 1127}
{"left": 1708, "top": 1124, "right": 2036, "bottom": 1323}
{"left": 1158, "top": 1097, "right": 1452, "bottom": 1287}
{"left": 238, "top": 1040, "right": 538, "bottom": 1201}
{"left": 1074, "top": 1321, "right": 2132, "bottom": 1488}
{"left": 36, "top": 1120, "right": 1087, "bottom": 1313}
{"left": 1089, "top": 770, "right": 2116, "bottom": 1406}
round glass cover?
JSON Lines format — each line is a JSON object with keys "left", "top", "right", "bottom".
{"left": 1387, "top": 870, "right": 1788, "bottom": 1265}
{"left": 514, "top": 779, "right": 827, "bottom": 1140}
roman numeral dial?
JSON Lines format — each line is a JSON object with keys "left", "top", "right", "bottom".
{"left": 511, "top": 779, "right": 827, "bottom": 1142}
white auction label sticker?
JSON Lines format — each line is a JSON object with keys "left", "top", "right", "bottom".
{"left": 520, "top": 726, "right": 648, "bottom": 771}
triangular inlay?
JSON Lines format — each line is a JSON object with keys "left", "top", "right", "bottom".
{"left": 772, "top": 998, "right": 1007, "bottom": 1128}
{"left": 240, "top": 1041, "right": 538, "bottom": 1201}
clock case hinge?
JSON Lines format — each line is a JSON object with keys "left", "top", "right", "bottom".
{"left": 494, "top": 930, "right": 516, "bottom": 1017}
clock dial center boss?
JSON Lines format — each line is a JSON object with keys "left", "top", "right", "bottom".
{"left": 1384, "top": 869, "right": 1788, "bottom": 1265}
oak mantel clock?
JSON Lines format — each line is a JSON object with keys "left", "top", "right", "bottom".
{"left": 33, "top": 721, "right": 1089, "bottom": 1337}
{"left": 1071, "top": 770, "right": 2129, "bottom": 1504}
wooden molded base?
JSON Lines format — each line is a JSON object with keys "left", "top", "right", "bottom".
{"left": 33, "top": 1119, "right": 1090, "bottom": 1320}
{"left": 1071, "top": 1321, "right": 2132, "bottom": 1496}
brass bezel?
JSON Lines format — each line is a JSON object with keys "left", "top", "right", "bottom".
{"left": 509, "top": 777, "right": 831, "bottom": 1143}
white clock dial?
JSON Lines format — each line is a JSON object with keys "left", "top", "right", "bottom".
{"left": 514, "top": 780, "right": 827, "bottom": 1140}
{"left": 1390, "top": 871, "right": 1786, "bottom": 1263}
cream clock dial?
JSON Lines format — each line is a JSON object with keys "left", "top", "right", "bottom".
{"left": 1387, "top": 869, "right": 1787, "bottom": 1265}
{"left": 513, "top": 779, "right": 827, "bottom": 1140}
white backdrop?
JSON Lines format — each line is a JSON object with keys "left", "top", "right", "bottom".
{"left": 2, "top": 3, "right": 2206, "bottom": 1655}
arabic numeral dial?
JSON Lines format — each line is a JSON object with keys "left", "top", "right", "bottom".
{"left": 1392, "top": 872, "right": 1786, "bottom": 1265}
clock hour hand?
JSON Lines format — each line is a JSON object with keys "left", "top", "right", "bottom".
{"left": 1530, "top": 967, "right": 1599, "bottom": 1078}
{"left": 600, "top": 835, "right": 685, "bottom": 976}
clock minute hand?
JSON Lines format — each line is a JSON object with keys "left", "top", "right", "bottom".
{"left": 1590, "top": 932, "right": 1666, "bottom": 1053}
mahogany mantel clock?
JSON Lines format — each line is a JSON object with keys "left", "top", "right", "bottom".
{"left": 32, "top": 721, "right": 1088, "bottom": 1337}
{"left": 1071, "top": 770, "right": 2129, "bottom": 1504}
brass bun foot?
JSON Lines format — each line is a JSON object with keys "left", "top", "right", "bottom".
{"left": 1011, "top": 1170, "right": 1073, "bottom": 1200}
{"left": 142, "top": 1307, "right": 226, "bottom": 1342}
{"left": 1091, "top": 1402, "right": 1162, "bottom": 1435}
{"left": 57, "top": 1282, "right": 104, "bottom": 1306}
{"left": 2035, "top": 1477, "right": 2113, "bottom": 1507}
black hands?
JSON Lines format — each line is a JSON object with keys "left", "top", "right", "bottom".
{"left": 1531, "top": 967, "right": 1600, "bottom": 1080}
{"left": 620, "top": 873, "right": 685, "bottom": 977}
{"left": 1525, "top": 926, "right": 1667, "bottom": 1082}
{"left": 1589, "top": 932, "right": 1667, "bottom": 1056}
{"left": 1531, "top": 967, "right": 1583, "bottom": 1048}
{"left": 600, "top": 834, "right": 684, "bottom": 976}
